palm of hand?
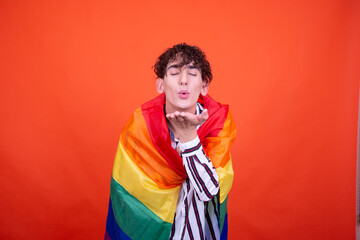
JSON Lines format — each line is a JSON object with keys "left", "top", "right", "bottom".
{"left": 166, "top": 109, "right": 208, "bottom": 143}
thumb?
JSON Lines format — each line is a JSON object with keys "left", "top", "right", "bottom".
{"left": 201, "top": 109, "right": 209, "bottom": 120}
{"left": 197, "top": 109, "right": 209, "bottom": 124}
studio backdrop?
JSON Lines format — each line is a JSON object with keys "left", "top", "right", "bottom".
{"left": 1, "top": 0, "right": 359, "bottom": 239}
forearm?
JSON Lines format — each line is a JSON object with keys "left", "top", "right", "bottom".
{"left": 180, "top": 136, "right": 219, "bottom": 201}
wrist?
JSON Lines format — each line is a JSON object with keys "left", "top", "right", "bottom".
{"left": 178, "top": 130, "right": 198, "bottom": 143}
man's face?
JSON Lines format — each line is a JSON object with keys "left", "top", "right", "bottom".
{"left": 156, "top": 58, "right": 208, "bottom": 114}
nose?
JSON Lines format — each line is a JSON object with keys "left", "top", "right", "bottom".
{"left": 179, "top": 71, "right": 188, "bottom": 85}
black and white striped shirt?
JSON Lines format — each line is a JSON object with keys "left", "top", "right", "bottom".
{"left": 169, "top": 103, "right": 220, "bottom": 240}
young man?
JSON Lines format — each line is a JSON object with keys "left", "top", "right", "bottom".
{"left": 105, "top": 43, "right": 236, "bottom": 240}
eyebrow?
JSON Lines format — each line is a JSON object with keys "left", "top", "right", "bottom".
{"left": 187, "top": 65, "right": 199, "bottom": 70}
{"left": 166, "top": 64, "right": 199, "bottom": 71}
{"left": 167, "top": 64, "right": 181, "bottom": 71}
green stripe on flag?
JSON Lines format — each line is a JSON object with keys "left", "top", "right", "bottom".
{"left": 220, "top": 196, "right": 228, "bottom": 233}
{"left": 110, "top": 177, "right": 172, "bottom": 240}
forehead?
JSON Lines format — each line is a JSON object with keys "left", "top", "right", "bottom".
{"left": 166, "top": 58, "right": 198, "bottom": 70}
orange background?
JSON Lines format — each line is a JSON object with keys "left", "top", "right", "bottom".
{"left": 1, "top": 0, "right": 359, "bottom": 239}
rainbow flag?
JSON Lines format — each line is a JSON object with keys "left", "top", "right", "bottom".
{"left": 105, "top": 93, "right": 236, "bottom": 240}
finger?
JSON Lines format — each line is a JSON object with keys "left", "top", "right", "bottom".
{"left": 174, "top": 112, "right": 185, "bottom": 122}
{"left": 182, "top": 114, "right": 205, "bottom": 127}
{"left": 179, "top": 112, "right": 197, "bottom": 122}
{"left": 166, "top": 113, "right": 176, "bottom": 120}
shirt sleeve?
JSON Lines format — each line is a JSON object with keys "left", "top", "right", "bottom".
{"left": 179, "top": 136, "right": 219, "bottom": 202}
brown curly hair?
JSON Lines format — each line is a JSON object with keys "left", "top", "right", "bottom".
{"left": 153, "top": 43, "right": 213, "bottom": 84}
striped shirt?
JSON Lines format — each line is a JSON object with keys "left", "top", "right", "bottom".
{"left": 169, "top": 103, "right": 220, "bottom": 240}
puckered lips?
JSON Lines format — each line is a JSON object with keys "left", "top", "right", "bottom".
{"left": 178, "top": 90, "right": 190, "bottom": 99}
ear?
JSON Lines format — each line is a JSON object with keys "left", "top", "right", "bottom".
{"left": 200, "top": 82, "right": 209, "bottom": 96}
{"left": 156, "top": 78, "right": 164, "bottom": 93}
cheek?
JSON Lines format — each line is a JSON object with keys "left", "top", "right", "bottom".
{"left": 163, "top": 81, "right": 176, "bottom": 91}
{"left": 193, "top": 80, "right": 204, "bottom": 92}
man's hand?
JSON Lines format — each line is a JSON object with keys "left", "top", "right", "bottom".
{"left": 166, "top": 109, "right": 209, "bottom": 143}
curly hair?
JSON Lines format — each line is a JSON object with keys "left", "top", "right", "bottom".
{"left": 153, "top": 43, "right": 213, "bottom": 84}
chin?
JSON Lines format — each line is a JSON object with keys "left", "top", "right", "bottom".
{"left": 167, "top": 98, "right": 197, "bottom": 113}
{"left": 178, "top": 103, "right": 196, "bottom": 112}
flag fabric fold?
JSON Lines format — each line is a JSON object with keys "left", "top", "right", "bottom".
{"left": 105, "top": 93, "right": 236, "bottom": 240}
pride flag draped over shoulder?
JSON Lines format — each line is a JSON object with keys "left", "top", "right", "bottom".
{"left": 105, "top": 93, "right": 236, "bottom": 240}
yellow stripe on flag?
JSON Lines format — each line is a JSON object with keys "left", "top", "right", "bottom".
{"left": 218, "top": 157, "right": 234, "bottom": 203}
{"left": 112, "top": 141, "right": 180, "bottom": 223}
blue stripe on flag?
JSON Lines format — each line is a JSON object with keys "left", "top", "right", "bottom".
{"left": 105, "top": 198, "right": 132, "bottom": 240}
{"left": 220, "top": 213, "right": 228, "bottom": 240}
